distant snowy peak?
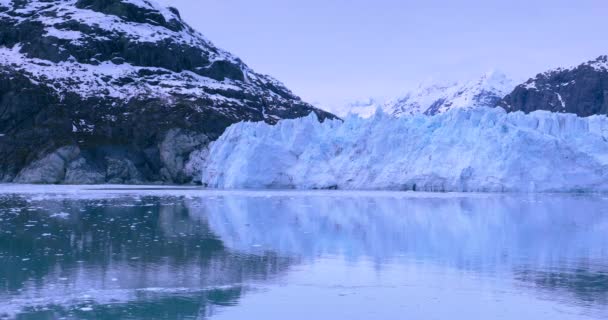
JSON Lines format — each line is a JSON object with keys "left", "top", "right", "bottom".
{"left": 323, "top": 71, "right": 514, "bottom": 119}
{"left": 388, "top": 71, "right": 514, "bottom": 117}
{"left": 498, "top": 55, "right": 608, "bottom": 117}
{"left": 339, "top": 99, "right": 382, "bottom": 118}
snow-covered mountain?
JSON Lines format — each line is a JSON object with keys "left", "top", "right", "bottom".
{"left": 0, "top": 0, "right": 334, "bottom": 184}
{"left": 324, "top": 71, "right": 514, "bottom": 118}
{"left": 387, "top": 71, "right": 514, "bottom": 117}
{"left": 201, "top": 107, "right": 608, "bottom": 192}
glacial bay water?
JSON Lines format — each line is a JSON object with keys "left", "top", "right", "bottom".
{"left": 0, "top": 185, "right": 607, "bottom": 319}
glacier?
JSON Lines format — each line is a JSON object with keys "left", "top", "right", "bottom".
{"left": 200, "top": 107, "right": 608, "bottom": 192}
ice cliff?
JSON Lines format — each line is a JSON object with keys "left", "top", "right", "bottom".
{"left": 201, "top": 107, "right": 608, "bottom": 192}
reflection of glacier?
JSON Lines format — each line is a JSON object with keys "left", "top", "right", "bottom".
{"left": 197, "top": 194, "right": 608, "bottom": 269}
{"left": 195, "top": 193, "right": 608, "bottom": 313}
{"left": 2, "top": 189, "right": 608, "bottom": 317}
{"left": 193, "top": 193, "right": 608, "bottom": 311}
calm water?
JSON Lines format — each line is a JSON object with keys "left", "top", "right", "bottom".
{"left": 0, "top": 186, "right": 607, "bottom": 319}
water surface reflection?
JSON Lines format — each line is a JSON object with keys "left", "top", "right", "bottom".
{"left": 0, "top": 189, "right": 606, "bottom": 319}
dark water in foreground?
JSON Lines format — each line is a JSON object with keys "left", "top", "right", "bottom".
{"left": 0, "top": 186, "right": 607, "bottom": 319}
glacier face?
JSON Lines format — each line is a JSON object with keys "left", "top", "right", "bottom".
{"left": 201, "top": 107, "right": 608, "bottom": 192}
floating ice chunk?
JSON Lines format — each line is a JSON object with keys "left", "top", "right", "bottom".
{"left": 50, "top": 212, "right": 70, "bottom": 219}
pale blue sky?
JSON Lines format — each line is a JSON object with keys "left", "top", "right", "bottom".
{"left": 160, "top": 0, "right": 608, "bottom": 106}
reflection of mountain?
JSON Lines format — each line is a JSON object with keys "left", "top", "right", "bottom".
{"left": 515, "top": 268, "right": 608, "bottom": 311}
{"left": 0, "top": 195, "right": 294, "bottom": 319}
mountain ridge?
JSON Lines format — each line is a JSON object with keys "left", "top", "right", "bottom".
{"left": 497, "top": 55, "right": 608, "bottom": 117}
{"left": 323, "top": 71, "right": 514, "bottom": 118}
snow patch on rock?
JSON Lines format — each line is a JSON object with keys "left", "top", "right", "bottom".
{"left": 0, "top": 45, "right": 242, "bottom": 101}
{"left": 587, "top": 55, "right": 608, "bottom": 72}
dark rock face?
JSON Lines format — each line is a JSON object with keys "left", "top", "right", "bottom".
{"left": 0, "top": 0, "right": 335, "bottom": 184}
{"left": 497, "top": 56, "right": 608, "bottom": 117}
{"left": 75, "top": 0, "right": 185, "bottom": 32}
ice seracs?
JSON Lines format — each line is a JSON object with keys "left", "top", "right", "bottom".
{"left": 200, "top": 107, "right": 608, "bottom": 192}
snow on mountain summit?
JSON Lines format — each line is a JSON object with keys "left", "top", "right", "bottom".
{"left": 387, "top": 70, "right": 514, "bottom": 117}
{"left": 324, "top": 71, "right": 515, "bottom": 118}
{"left": 0, "top": 0, "right": 310, "bottom": 107}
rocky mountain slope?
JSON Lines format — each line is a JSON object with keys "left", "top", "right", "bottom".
{"left": 498, "top": 56, "right": 608, "bottom": 117}
{"left": 0, "top": 0, "right": 334, "bottom": 184}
